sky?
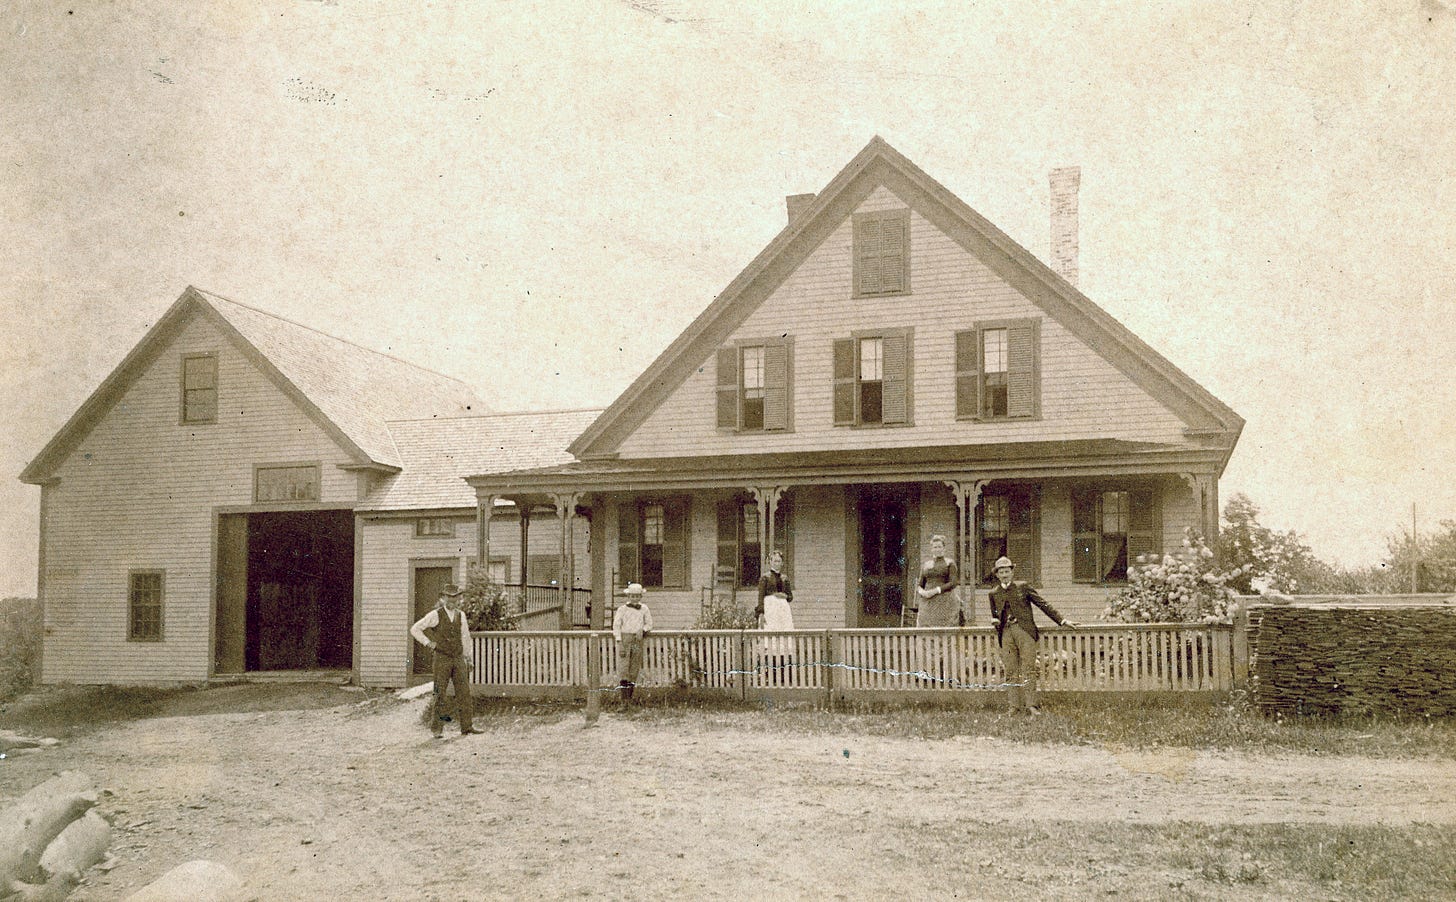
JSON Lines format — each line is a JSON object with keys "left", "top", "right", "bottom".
{"left": 2, "top": 0, "right": 1453, "bottom": 597}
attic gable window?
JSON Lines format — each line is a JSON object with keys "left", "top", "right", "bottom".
{"left": 716, "top": 338, "right": 793, "bottom": 432}
{"left": 853, "top": 209, "right": 910, "bottom": 296}
{"left": 956, "top": 319, "right": 1041, "bottom": 421}
{"left": 833, "top": 328, "right": 912, "bottom": 427}
{"left": 180, "top": 353, "right": 217, "bottom": 424}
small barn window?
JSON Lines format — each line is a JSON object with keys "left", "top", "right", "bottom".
{"left": 415, "top": 517, "right": 456, "bottom": 538}
{"left": 180, "top": 353, "right": 217, "bottom": 424}
{"left": 255, "top": 464, "right": 321, "bottom": 503}
{"left": 128, "top": 570, "right": 164, "bottom": 641}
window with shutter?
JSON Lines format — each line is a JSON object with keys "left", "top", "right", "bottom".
{"left": 977, "top": 488, "right": 1040, "bottom": 583}
{"left": 834, "top": 328, "right": 913, "bottom": 427}
{"left": 960, "top": 319, "right": 1040, "bottom": 421}
{"left": 1072, "top": 487, "right": 1160, "bottom": 583}
{"left": 853, "top": 209, "right": 910, "bottom": 296}
{"left": 716, "top": 339, "right": 793, "bottom": 432}
{"left": 624, "top": 498, "right": 691, "bottom": 589}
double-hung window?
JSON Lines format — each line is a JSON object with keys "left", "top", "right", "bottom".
{"left": 715, "top": 495, "right": 794, "bottom": 588}
{"left": 128, "top": 570, "right": 164, "bottom": 641}
{"left": 977, "top": 487, "right": 1040, "bottom": 583}
{"left": 833, "top": 328, "right": 912, "bottom": 427}
{"left": 618, "top": 498, "right": 690, "bottom": 589}
{"left": 180, "top": 353, "right": 217, "bottom": 424}
{"left": 716, "top": 338, "right": 793, "bottom": 432}
{"left": 1072, "top": 488, "right": 1159, "bottom": 583}
{"left": 955, "top": 319, "right": 1040, "bottom": 420}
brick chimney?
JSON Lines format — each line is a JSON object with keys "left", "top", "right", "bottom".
{"left": 1049, "top": 167, "right": 1080, "bottom": 287}
{"left": 786, "top": 193, "right": 816, "bottom": 225}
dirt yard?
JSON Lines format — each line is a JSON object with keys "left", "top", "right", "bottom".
{"left": 2, "top": 686, "right": 1453, "bottom": 901}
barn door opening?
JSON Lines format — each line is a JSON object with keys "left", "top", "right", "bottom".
{"left": 215, "top": 509, "right": 354, "bottom": 674}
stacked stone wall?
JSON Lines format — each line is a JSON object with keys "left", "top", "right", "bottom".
{"left": 1249, "top": 605, "right": 1456, "bottom": 716}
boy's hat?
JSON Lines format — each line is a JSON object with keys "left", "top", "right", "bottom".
{"left": 992, "top": 556, "right": 1015, "bottom": 571}
{"left": 623, "top": 583, "right": 645, "bottom": 596}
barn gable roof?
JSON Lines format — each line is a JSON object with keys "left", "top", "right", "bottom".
{"left": 567, "top": 136, "right": 1243, "bottom": 460}
{"left": 20, "top": 286, "right": 485, "bottom": 483}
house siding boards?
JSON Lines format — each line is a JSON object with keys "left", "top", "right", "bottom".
{"left": 357, "top": 510, "right": 589, "bottom": 687}
{"left": 616, "top": 187, "right": 1190, "bottom": 459}
{"left": 40, "top": 314, "right": 359, "bottom": 684}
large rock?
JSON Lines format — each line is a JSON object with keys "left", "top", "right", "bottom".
{"left": 0, "top": 772, "right": 97, "bottom": 891}
{"left": 38, "top": 809, "right": 111, "bottom": 884}
{"left": 124, "top": 861, "right": 242, "bottom": 902}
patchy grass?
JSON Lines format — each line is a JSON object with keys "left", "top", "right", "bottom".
{"left": 0, "top": 682, "right": 369, "bottom": 738}
{"left": 469, "top": 690, "right": 1456, "bottom": 758}
{"left": 917, "top": 820, "right": 1456, "bottom": 899}
{"left": 0, "top": 596, "right": 40, "bottom": 702}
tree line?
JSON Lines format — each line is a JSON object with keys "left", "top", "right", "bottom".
{"left": 1218, "top": 493, "right": 1456, "bottom": 595}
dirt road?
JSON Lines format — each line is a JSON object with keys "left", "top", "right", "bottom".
{"left": 2, "top": 690, "right": 1452, "bottom": 900}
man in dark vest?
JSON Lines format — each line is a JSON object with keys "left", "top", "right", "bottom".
{"left": 409, "top": 583, "right": 479, "bottom": 738}
{"left": 988, "top": 556, "right": 1075, "bottom": 715}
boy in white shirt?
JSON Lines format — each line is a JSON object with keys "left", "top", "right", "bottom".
{"left": 612, "top": 583, "right": 653, "bottom": 701}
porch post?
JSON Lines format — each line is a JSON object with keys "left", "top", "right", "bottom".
{"left": 477, "top": 494, "right": 495, "bottom": 580}
{"left": 1179, "top": 473, "right": 1217, "bottom": 544}
{"left": 750, "top": 486, "right": 785, "bottom": 566}
{"left": 552, "top": 492, "right": 583, "bottom": 630}
{"left": 942, "top": 479, "right": 986, "bottom": 590}
{"left": 516, "top": 501, "right": 531, "bottom": 588}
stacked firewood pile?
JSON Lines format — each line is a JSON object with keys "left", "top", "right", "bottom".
{"left": 1250, "top": 605, "right": 1456, "bottom": 716}
{"left": 0, "top": 771, "right": 111, "bottom": 901}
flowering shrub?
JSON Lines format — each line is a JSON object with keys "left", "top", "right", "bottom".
{"left": 1104, "top": 528, "right": 1249, "bottom": 624}
{"left": 460, "top": 564, "right": 519, "bottom": 632}
{"left": 694, "top": 595, "right": 758, "bottom": 630}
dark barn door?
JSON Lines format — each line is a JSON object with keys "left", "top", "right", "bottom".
{"left": 857, "top": 490, "right": 908, "bottom": 627}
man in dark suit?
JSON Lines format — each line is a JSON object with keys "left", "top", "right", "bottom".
{"left": 988, "top": 556, "right": 1074, "bottom": 714}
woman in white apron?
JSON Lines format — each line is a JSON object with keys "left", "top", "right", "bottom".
{"left": 755, "top": 550, "right": 794, "bottom": 680}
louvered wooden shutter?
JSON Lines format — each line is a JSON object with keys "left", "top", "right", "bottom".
{"left": 1006, "top": 319, "right": 1039, "bottom": 418}
{"left": 773, "top": 495, "right": 793, "bottom": 583}
{"left": 763, "top": 340, "right": 790, "bottom": 431}
{"left": 662, "top": 499, "right": 688, "bottom": 588}
{"left": 1006, "top": 488, "right": 1040, "bottom": 585}
{"left": 855, "top": 213, "right": 907, "bottom": 295}
{"left": 1127, "top": 489, "right": 1160, "bottom": 569}
{"left": 1071, "top": 491, "right": 1098, "bottom": 582}
{"left": 832, "top": 338, "right": 856, "bottom": 425}
{"left": 955, "top": 330, "right": 979, "bottom": 418}
{"left": 716, "top": 498, "right": 739, "bottom": 582}
{"left": 617, "top": 503, "right": 639, "bottom": 587}
{"left": 716, "top": 347, "right": 738, "bottom": 429}
{"left": 882, "top": 329, "right": 910, "bottom": 425}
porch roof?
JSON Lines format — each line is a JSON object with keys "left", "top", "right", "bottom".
{"left": 465, "top": 437, "right": 1219, "bottom": 493}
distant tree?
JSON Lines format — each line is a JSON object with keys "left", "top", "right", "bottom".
{"left": 1384, "top": 520, "right": 1456, "bottom": 593}
{"left": 1217, "top": 494, "right": 1325, "bottom": 594}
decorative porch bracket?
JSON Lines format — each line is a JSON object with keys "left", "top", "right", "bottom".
{"left": 942, "top": 479, "right": 987, "bottom": 588}
{"left": 1178, "top": 472, "right": 1218, "bottom": 544}
{"left": 749, "top": 485, "right": 786, "bottom": 569}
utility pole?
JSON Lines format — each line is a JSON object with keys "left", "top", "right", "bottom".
{"left": 1411, "top": 502, "right": 1420, "bottom": 593}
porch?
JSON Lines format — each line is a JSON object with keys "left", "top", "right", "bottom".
{"left": 468, "top": 621, "right": 1238, "bottom": 703}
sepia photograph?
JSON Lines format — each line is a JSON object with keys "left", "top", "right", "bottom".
{"left": 2, "top": 1, "right": 1454, "bottom": 899}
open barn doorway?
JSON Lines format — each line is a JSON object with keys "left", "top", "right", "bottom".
{"left": 215, "top": 510, "right": 354, "bottom": 674}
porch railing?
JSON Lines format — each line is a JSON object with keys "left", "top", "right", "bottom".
{"left": 503, "top": 584, "right": 593, "bottom": 630}
{"left": 471, "top": 623, "right": 1235, "bottom": 698}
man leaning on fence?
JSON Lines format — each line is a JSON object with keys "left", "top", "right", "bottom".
{"left": 613, "top": 583, "right": 653, "bottom": 702}
{"left": 989, "top": 556, "right": 1075, "bottom": 715}
{"left": 409, "top": 583, "right": 479, "bottom": 738}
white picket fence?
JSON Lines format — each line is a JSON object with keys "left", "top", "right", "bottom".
{"left": 472, "top": 623, "right": 1235, "bottom": 699}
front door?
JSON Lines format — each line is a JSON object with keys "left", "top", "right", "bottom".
{"left": 412, "top": 566, "right": 454, "bottom": 675}
{"left": 858, "top": 490, "right": 907, "bottom": 627}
